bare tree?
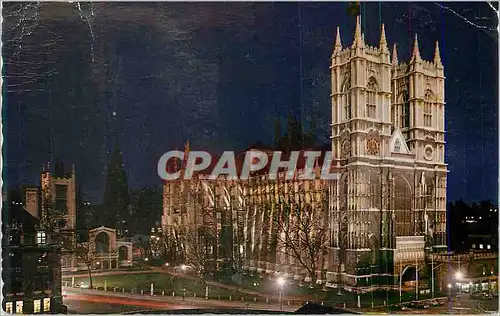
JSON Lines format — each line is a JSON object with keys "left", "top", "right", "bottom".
{"left": 181, "top": 225, "right": 216, "bottom": 285}
{"left": 75, "top": 241, "right": 99, "bottom": 289}
{"left": 274, "top": 193, "right": 329, "bottom": 287}
{"left": 75, "top": 240, "right": 118, "bottom": 288}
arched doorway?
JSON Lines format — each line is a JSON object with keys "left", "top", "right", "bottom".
{"left": 118, "top": 246, "right": 128, "bottom": 261}
{"left": 95, "top": 232, "right": 110, "bottom": 253}
{"left": 400, "top": 265, "right": 419, "bottom": 296}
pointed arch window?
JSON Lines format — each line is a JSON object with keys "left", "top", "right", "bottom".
{"left": 366, "top": 77, "right": 377, "bottom": 118}
{"left": 343, "top": 78, "right": 351, "bottom": 121}
{"left": 400, "top": 91, "right": 410, "bottom": 128}
{"left": 424, "top": 91, "right": 433, "bottom": 127}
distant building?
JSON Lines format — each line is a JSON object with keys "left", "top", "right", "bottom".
{"left": 432, "top": 251, "right": 497, "bottom": 294}
{"left": 83, "top": 226, "right": 133, "bottom": 270}
{"left": 40, "top": 162, "right": 78, "bottom": 271}
{"left": 468, "top": 207, "right": 498, "bottom": 251}
{"left": 2, "top": 203, "right": 65, "bottom": 314}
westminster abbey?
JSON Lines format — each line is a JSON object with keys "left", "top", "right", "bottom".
{"left": 162, "top": 16, "right": 447, "bottom": 288}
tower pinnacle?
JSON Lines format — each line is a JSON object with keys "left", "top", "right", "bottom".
{"left": 392, "top": 44, "right": 398, "bottom": 65}
{"left": 411, "top": 34, "right": 421, "bottom": 62}
{"left": 353, "top": 15, "right": 364, "bottom": 47}
{"left": 334, "top": 27, "right": 342, "bottom": 53}
{"left": 434, "top": 41, "right": 442, "bottom": 66}
{"left": 379, "top": 24, "right": 388, "bottom": 53}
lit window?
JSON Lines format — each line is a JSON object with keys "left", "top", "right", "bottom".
{"left": 366, "top": 78, "right": 377, "bottom": 118}
{"left": 36, "top": 231, "right": 47, "bottom": 245}
{"left": 43, "top": 298, "right": 50, "bottom": 312}
{"left": 487, "top": 245, "right": 491, "bottom": 250}
{"left": 343, "top": 80, "right": 351, "bottom": 121}
{"left": 400, "top": 92, "right": 410, "bottom": 128}
{"left": 15, "top": 301, "right": 23, "bottom": 314}
{"left": 5, "top": 302, "right": 13, "bottom": 314}
{"left": 423, "top": 91, "right": 433, "bottom": 127}
{"left": 34, "top": 300, "right": 41, "bottom": 313}
{"left": 240, "top": 245, "right": 244, "bottom": 254}
{"left": 472, "top": 244, "right": 476, "bottom": 249}
{"left": 479, "top": 244, "right": 484, "bottom": 249}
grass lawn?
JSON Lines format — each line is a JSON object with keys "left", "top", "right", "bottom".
{"left": 65, "top": 273, "right": 257, "bottom": 300}
{"left": 215, "top": 272, "right": 440, "bottom": 307}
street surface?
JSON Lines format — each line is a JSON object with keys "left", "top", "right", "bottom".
{"left": 62, "top": 287, "right": 297, "bottom": 314}
{"left": 362, "top": 295, "right": 498, "bottom": 314}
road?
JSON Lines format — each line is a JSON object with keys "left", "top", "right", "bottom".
{"left": 62, "top": 287, "right": 298, "bottom": 314}
{"left": 65, "top": 297, "right": 158, "bottom": 314}
{"left": 64, "top": 288, "right": 199, "bottom": 314}
{"left": 362, "top": 295, "right": 498, "bottom": 315}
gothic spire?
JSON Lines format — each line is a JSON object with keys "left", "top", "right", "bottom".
{"left": 379, "top": 24, "right": 388, "bottom": 52}
{"left": 392, "top": 43, "right": 398, "bottom": 65}
{"left": 353, "top": 15, "right": 364, "bottom": 47}
{"left": 434, "top": 41, "right": 442, "bottom": 66}
{"left": 411, "top": 34, "right": 421, "bottom": 62}
{"left": 182, "top": 139, "right": 191, "bottom": 170}
{"left": 334, "top": 27, "right": 342, "bottom": 53}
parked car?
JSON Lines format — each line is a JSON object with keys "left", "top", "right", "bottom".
{"left": 481, "top": 293, "right": 494, "bottom": 300}
{"left": 429, "top": 299, "right": 440, "bottom": 306}
{"left": 409, "top": 301, "right": 429, "bottom": 309}
{"left": 75, "top": 281, "right": 90, "bottom": 289}
{"left": 420, "top": 303, "right": 430, "bottom": 309}
{"left": 389, "top": 304, "right": 408, "bottom": 311}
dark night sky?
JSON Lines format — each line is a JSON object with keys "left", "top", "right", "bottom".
{"left": 3, "top": 2, "right": 498, "bottom": 203}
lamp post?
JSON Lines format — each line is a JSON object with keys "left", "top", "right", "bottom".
{"left": 277, "top": 277, "right": 285, "bottom": 311}
{"left": 455, "top": 271, "right": 463, "bottom": 309}
{"left": 431, "top": 253, "right": 435, "bottom": 298}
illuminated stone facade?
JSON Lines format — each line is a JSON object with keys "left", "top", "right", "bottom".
{"left": 162, "top": 16, "right": 448, "bottom": 289}
{"left": 328, "top": 17, "right": 447, "bottom": 287}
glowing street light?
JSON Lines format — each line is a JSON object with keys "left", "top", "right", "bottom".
{"left": 277, "top": 277, "right": 285, "bottom": 287}
{"left": 180, "top": 264, "right": 188, "bottom": 271}
{"left": 277, "top": 277, "right": 285, "bottom": 310}
{"left": 455, "top": 271, "right": 463, "bottom": 280}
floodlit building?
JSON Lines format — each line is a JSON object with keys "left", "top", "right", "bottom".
{"left": 162, "top": 16, "right": 448, "bottom": 290}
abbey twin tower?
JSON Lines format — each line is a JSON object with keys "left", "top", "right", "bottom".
{"left": 162, "top": 16, "right": 447, "bottom": 288}
{"left": 329, "top": 16, "right": 446, "bottom": 286}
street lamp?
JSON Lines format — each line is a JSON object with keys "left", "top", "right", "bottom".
{"left": 277, "top": 277, "right": 285, "bottom": 310}
{"left": 455, "top": 271, "right": 464, "bottom": 309}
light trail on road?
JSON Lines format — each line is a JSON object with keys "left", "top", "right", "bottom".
{"left": 64, "top": 292, "right": 197, "bottom": 310}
